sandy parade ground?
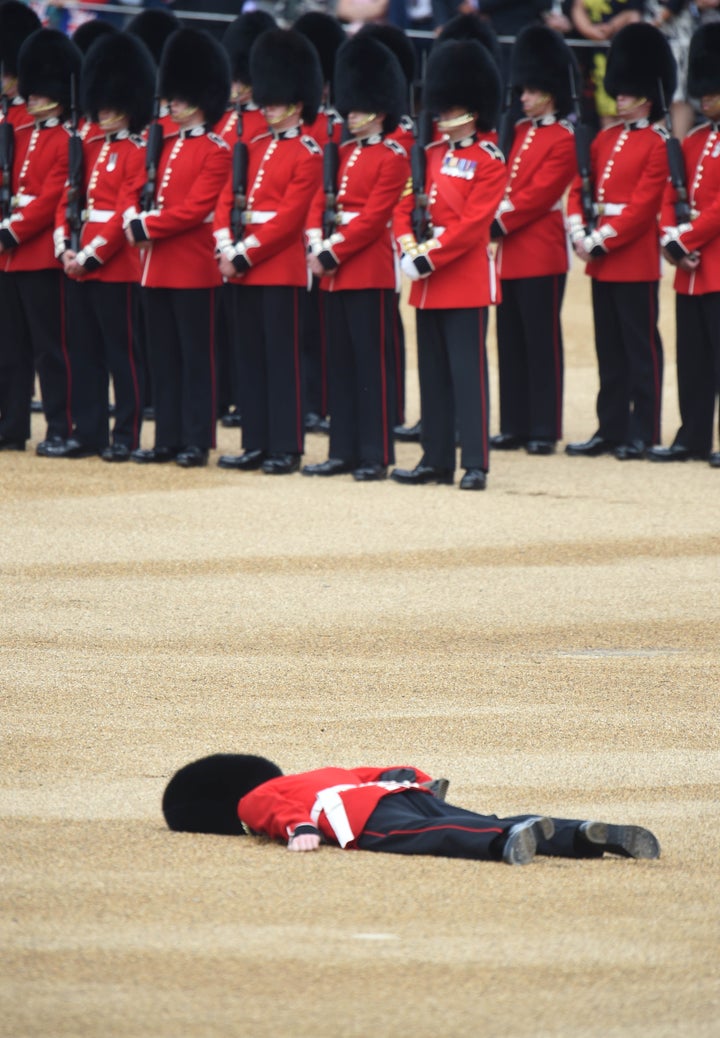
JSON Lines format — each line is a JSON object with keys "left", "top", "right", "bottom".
{"left": 1, "top": 260, "right": 719, "bottom": 1037}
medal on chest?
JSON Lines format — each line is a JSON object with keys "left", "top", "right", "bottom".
{"left": 440, "top": 154, "right": 477, "bottom": 180}
{"left": 106, "top": 152, "right": 118, "bottom": 173}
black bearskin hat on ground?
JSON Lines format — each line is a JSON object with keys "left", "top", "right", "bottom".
{"left": 511, "top": 24, "right": 578, "bottom": 119}
{"left": 0, "top": 0, "right": 41, "bottom": 77}
{"left": 250, "top": 29, "right": 323, "bottom": 125}
{"left": 82, "top": 32, "right": 155, "bottom": 134}
{"left": 125, "top": 7, "right": 182, "bottom": 65}
{"left": 687, "top": 23, "right": 720, "bottom": 99}
{"left": 223, "top": 10, "right": 276, "bottom": 86}
{"left": 293, "top": 11, "right": 345, "bottom": 89}
{"left": 604, "top": 22, "right": 677, "bottom": 122}
{"left": 334, "top": 34, "right": 406, "bottom": 133}
{"left": 356, "top": 23, "right": 415, "bottom": 89}
{"left": 423, "top": 39, "right": 501, "bottom": 132}
{"left": 18, "top": 29, "right": 82, "bottom": 115}
{"left": 162, "top": 754, "right": 283, "bottom": 835}
{"left": 436, "top": 12, "right": 501, "bottom": 67}
{"left": 159, "top": 28, "right": 231, "bottom": 126}
{"left": 72, "top": 17, "right": 117, "bottom": 55}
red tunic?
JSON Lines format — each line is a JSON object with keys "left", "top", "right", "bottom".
{"left": 307, "top": 135, "right": 409, "bottom": 291}
{"left": 55, "top": 129, "right": 146, "bottom": 282}
{"left": 661, "top": 121, "right": 720, "bottom": 296}
{"left": 567, "top": 120, "right": 669, "bottom": 283}
{"left": 0, "top": 116, "right": 68, "bottom": 272}
{"left": 495, "top": 116, "right": 576, "bottom": 280}
{"left": 130, "top": 125, "right": 230, "bottom": 289}
{"left": 214, "top": 127, "right": 322, "bottom": 287}
{"left": 394, "top": 135, "right": 507, "bottom": 309}
{"left": 238, "top": 765, "right": 433, "bottom": 847}
{"left": 215, "top": 103, "right": 268, "bottom": 147}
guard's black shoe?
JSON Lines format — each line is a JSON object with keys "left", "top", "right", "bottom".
{"left": 459, "top": 468, "right": 486, "bottom": 490}
{"left": 31, "top": 399, "right": 43, "bottom": 413}
{"left": 614, "top": 440, "right": 646, "bottom": 461}
{"left": 41, "top": 437, "right": 99, "bottom": 458}
{"left": 490, "top": 433, "right": 526, "bottom": 450}
{"left": 565, "top": 435, "right": 618, "bottom": 457}
{"left": 262, "top": 452, "right": 300, "bottom": 475}
{"left": 220, "top": 410, "right": 242, "bottom": 428}
{"left": 710, "top": 452, "right": 720, "bottom": 468}
{"left": 176, "top": 446, "right": 208, "bottom": 468}
{"left": 502, "top": 817, "right": 555, "bottom": 865}
{"left": 526, "top": 439, "right": 556, "bottom": 455}
{"left": 579, "top": 821, "right": 660, "bottom": 859}
{"left": 0, "top": 435, "right": 26, "bottom": 451}
{"left": 391, "top": 464, "right": 453, "bottom": 485}
{"left": 101, "top": 444, "right": 131, "bottom": 462}
{"left": 394, "top": 421, "right": 422, "bottom": 442}
{"left": 131, "top": 446, "right": 178, "bottom": 464}
{"left": 647, "top": 443, "right": 709, "bottom": 462}
{"left": 217, "top": 449, "right": 266, "bottom": 470}
{"left": 36, "top": 435, "right": 70, "bottom": 457}
{"left": 302, "top": 458, "right": 354, "bottom": 476}
{"left": 304, "top": 412, "right": 330, "bottom": 434}
{"left": 353, "top": 463, "right": 387, "bottom": 482}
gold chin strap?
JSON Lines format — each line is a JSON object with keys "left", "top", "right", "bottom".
{"left": 99, "top": 114, "right": 125, "bottom": 130}
{"left": 28, "top": 100, "right": 59, "bottom": 115}
{"left": 437, "top": 112, "right": 474, "bottom": 130}
{"left": 265, "top": 103, "right": 298, "bottom": 125}
{"left": 349, "top": 112, "right": 378, "bottom": 131}
{"left": 618, "top": 96, "right": 648, "bottom": 113}
{"left": 171, "top": 103, "right": 199, "bottom": 121}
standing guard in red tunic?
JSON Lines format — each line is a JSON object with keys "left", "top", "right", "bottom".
{"left": 126, "top": 28, "right": 231, "bottom": 469}
{"left": 51, "top": 32, "right": 155, "bottom": 461}
{"left": 649, "top": 24, "right": 720, "bottom": 469}
{"left": 213, "top": 29, "right": 323, "bottom": 476}
{"left": 565, "top": 23, "right": 675, "bottom": 461}
{"left": 490, "top": 25, "right": 578, "bottom": 457}
{"left": 302, "top": 34, "right": 410, "bottom": 481}
{"left": 391, "top": 39, "right": 506, "bottom": 491}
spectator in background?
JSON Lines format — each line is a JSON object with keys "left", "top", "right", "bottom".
{"left": 646, "top": 1, "right": 698, "bottom": 138}
{"left": 571, "top": 0, "right": 643, "bottom": 128}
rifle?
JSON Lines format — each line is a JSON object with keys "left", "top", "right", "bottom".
{"left": 140, "top": 87, "right": 163, "bottom": 213}
{"left": 497, "top": 81, "right": 515, "bottom": 162}
{"left": 658, "top": 77, "right": 691, "bottom": 224}
{"left": 230, "top": 102, "right": 248, "bottom": 243}
{"left": 0, "top": 66, "right": 14, "bottom": 220}
{"left": 410, "top": 108, "right": 432, "bottom": 244}
{"left": 322, "top": 107, "right": 339, "bottom": 241}
{"left": 66, "top": 75, "right": 84, "bottom": 252}
{"left": 569, "top": 64, "right": 596, "bottom": 233}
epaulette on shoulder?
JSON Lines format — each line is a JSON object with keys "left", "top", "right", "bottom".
{"left": 558, "top": 118, "right": 574, "bottom": 135}
{"left": 207, "top": 131, "right": 230, "bottom": 150}
{"left": 480, "top": 140, "right": 504, "bottom": 162}
{"left": 301, "top": 135, "right": 322, "bottom": 155}
{"left": 384, "top": 138, "right": 406, "bottom": 157}
{"left": 653, "top": 125, "right": 670, "bottom": 140}
{"left": 399, "top": 114, "right": 413, "bottom": 132}
{"left": 129, "top": 134, "right": 146, "bottom": 148}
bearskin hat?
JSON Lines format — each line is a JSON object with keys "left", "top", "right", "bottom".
{"left": 687, "top": 23, "right": 720, "bottom": 99}
{"left": 436, "top": 12, "right": 501, "bottom": 68}
{"left": 293, "top": 11, "right": 345, "bottom": 89}
{"left": 423, "top": 39, "right": 501, "bottom": 132}
{"left": 223, "top": 10, "right": 276, "bottom": 86}
{"left": 159, "top": 28, "right": 231, "bottom": 126}
{"left": 162, "top": 754, "right": 283, "bottom": 835}
{"left": 72, "top": 17, "right": 117, "bottom": 55}
{"left": 125, "top": 7, "right": 182, "bottom": 65}
{"left": 0, "top": 0, "right": 41, "bottom": 77}
{"left": 356, "top": 23, "right": 415, "bottom": 89}
{"left": 250, "top": 29, "right": 323, "bottom": 126}
{"left": 511, "top": 24, "right": 578, "bottom": 119}
{"left": 17, "top": 29, "right": 82, "bottom": 116}
{"left": 82, "top": 32, "right": 155, "bottom": 135}
{"left": 334, "top": 34, "right": 406, "bottom": 133}
{"left": 604, "top": 22, "right": 677, "bottom": 123}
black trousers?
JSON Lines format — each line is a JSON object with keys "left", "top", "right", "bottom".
{"left": 416, "top": 306, "right": 490, "bottom": 472}
{"left": 232, "top": 284, "right": 305, "bottom": 456}
{"left": 324, "top": 288, "right": 396, "bottom": 467}
{"left": 357, "top": 790, "right": 604, "bottom": 861}
{"left": 65, "top": 278, "right": 144, "bottom": 450}
{"left": 591, "top": 280, "right": 663, "bottom": 445}
{"left": 215, "top": 282, "right": 240, "bottom": 417}
{"left": 0, "top": 269, "right": 72, "bottom": 442}
{"left": 302, "top": 276, "right": 328, "bottom": 420}
{"left": 496, "top": 274, "right": 565, "bottom": 442}
{"left": 391, "top": 292, "right": 406, "bottom": 427}
{"left": 673, "top": 292, "right": 720, "bottom": 453}
{"left": 143, "top": 287, "right": 217, "bottom": 450}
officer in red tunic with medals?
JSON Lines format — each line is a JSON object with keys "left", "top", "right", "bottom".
{"left": 303, "top": 34, "right": 410, "bottom": 481}
{"left": 391, "top": 39, "right": 506, "bottom": 491}
{"left": 51, "top": 32, "right": 155, "bottom": 461}
{"left": 0, "top": 28, "right": 81, "bottom": 456}
{"left": 649, "top": 24, "right": 720, "bottom": 469}
{"left": 126, "top": 29, "right": 231, "bottom": 468}
{"left": 565, "top": 23, "right": 675, "bottom": 461}
{"left": 214, "top": 29, "right": 323, "bottom": 476}
{"left": 490, "top": 25, "right": 578, "bottom": 457}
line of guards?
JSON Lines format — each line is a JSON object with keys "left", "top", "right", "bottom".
{"left": 0, "top": 3, "right": 718, "bottom": 488}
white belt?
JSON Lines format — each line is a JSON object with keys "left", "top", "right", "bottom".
{"left": 13, "top": 193, "right": 37, "bottom": 208}
{"left": 594, "top": 202, "right": 626, "bottom": 217}
{"left": 83, "top": 209, "right": 115, "bottom": 223}
{"left": 243, "top": 210, "right": 277, "bottom": 225}
{"left": 337, "top": 210, "right": 360, "bottom": 225}
{"left": 310, "top": 780, "right": 420, "bottom": 848}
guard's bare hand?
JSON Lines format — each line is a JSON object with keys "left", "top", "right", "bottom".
{"left": 573, "top": 240, "right": 591, "bottom": 262}
{"left": 219, "top": 254, "right": 239, "bottom": 280}
{"left": 288, "top": 833, "right": 321, "bottom": 852}
{"left": 307, "top": 254, "right": 326, "bottom": 278}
